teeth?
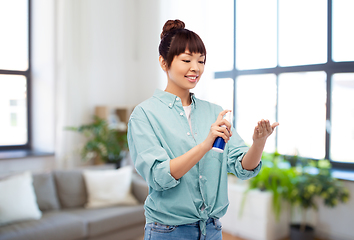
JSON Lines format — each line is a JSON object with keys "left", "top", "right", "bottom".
{"left": 187, "top": 76, "right": 197, "bottom": 80}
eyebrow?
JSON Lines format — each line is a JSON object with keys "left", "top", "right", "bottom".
{"left": 182, "top": 52, "right": 205, "bottom": 57}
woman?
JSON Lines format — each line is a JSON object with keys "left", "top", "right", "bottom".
{"left": 127, "top": 19, "right": 279, "bottom": 240}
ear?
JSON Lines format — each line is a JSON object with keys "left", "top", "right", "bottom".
{"left": 159, "top": 55, "right": 168, "bottom": 72}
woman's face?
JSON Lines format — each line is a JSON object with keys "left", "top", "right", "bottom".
{"left": 164, "top": 50, "right": 205, "bottom": 92}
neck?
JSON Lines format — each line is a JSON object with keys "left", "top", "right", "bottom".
{"left": 164, "top": 86, "right": 191, "bottom": 106}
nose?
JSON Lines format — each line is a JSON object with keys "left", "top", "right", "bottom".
{"left": 190, "top": 60, "right": 199, "bottom": 72}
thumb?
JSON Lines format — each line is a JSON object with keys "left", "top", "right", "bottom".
{"left": 271, "top": 122, "right": 279, "bottom": 129}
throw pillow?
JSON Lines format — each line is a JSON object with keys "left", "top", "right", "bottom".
{"left": 0, "top": 171, "right": 42, "bottom": 225}
{"left": 32, "top": 172, "right": 61, "bottom": 211}
{"left": 54, "top": 170, "right": 87, "bottom": 208}
{"left": 83, "top": 166, "right": 139, "bottom": 208}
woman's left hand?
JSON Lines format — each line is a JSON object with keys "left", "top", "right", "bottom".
{"left": 253, "top": 119, "right": 279, "bottom": 142}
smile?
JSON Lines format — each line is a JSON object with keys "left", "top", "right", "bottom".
{"left": 185, "top": 76, "right": 198, "bottom": 83}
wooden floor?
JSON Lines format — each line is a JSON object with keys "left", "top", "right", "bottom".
{"left": 222, "top": 232, "right": 322, "bottom": 240}
{"left": 222, "top": 232, "right": 247, "bottom": 240}
{"left": 223, "top": 232, "right": 291, "bottom": 240}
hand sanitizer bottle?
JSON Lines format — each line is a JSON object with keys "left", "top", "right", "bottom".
{"left": 212, "top": 111, "right": 232, "bottom": 153}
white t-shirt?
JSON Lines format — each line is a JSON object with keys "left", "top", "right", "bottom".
{"left": 183, "top": 105, "right": 193, "bottom": 134}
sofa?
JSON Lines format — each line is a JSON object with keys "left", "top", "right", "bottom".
{"left": 0, "top": 166, "right": 148, "bottom": 240}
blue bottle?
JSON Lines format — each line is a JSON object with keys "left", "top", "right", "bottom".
{"left": 212, "top": 112, "right": 232, "bottom": 153}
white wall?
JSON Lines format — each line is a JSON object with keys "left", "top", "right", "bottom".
{"left": 31, "top": 0, "right": 56, "bottom": 154}
{"left": 84, "top": 0, "right": 161, "bottom": 107}
{"left": 53, "top": 0, "right": 163, "bottom": 168}
{"left": 0, "top": 156, "right": 55, "bottom": 176}
{"left": 135, "top": 0, "right": 162, "bottom": 102}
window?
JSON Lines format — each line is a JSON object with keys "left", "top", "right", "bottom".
{"left": 0, "top": 0, "right": 31, "bottom": 150}
{"left": 331, "top": 73, "right": 354, "bottom": 163}
{"left": 277, "top": 71, "right": 326, "bottom": 159}
{"left": 235, "top": 0, "right": 277, "bottom": 70}
{"left": 236, "top": 74, "right": 277, "bottom": 153}
{"left": 214, "top": 0, "right": 354, "bottom": 168}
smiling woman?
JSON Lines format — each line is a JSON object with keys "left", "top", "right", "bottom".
{"left": 127, "top": 19, "right": 277, "bottom": 240}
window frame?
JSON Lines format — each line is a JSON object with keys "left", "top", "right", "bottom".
{"left": 0, "top": 0, "right": 32, "bottom": 151}
{"left": 214, "top": 0, "right": 354, "bottom": 170}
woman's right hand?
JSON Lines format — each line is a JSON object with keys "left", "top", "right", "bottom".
{"left": 202, "top": 110, "right": 233, "bottom": 151}
{"left": 171, "top": 110, "right": 233, "bottom": 179}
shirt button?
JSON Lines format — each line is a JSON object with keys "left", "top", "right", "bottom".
{"left": 187, "top": 132, "right": 190, "bottom": 136}
{"left": 176, "top": 97, "right": 180, "bottom": 101}
{"left": 199, "top": 175, "right": 202, "bottom": 179}
{"left": 180, "top": 112, "right": 184, "bottom": 116}
{"left": 169, "top": 103, "right": 172, "bottom": 107}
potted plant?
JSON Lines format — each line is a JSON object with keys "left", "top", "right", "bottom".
{"left": 65, "top": 116, "right": 128, "bottom": 168}
{"left": 241, "top": 151, "right": 297, "bottom": 220}
{"left": 230, "top": 151, "right": 297, "bottom": 240}
{"left": 288, "top": 158, "right": 350, "bottom": 240}
{"left": 241, "top": 152, "right": 350, "bottom": 240}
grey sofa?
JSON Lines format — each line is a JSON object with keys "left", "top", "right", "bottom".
{"left": 0, "top": 169, "right": 148, "bottom": 240}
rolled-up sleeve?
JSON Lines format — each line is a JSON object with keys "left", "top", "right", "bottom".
{"left": 226, "top": 127, "right": 262, "bottom": 180}
{"left": 127, "top": 109, "right": 180, "bottom": 191}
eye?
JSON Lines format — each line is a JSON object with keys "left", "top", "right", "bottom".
{"left": 198, "top": 61, "right": 205, "bottom": 64}
{"left": 182, "top": 60, "right": 190, "bottom": 63}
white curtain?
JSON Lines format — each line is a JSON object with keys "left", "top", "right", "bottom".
{"left": 54, "top": 0, "right": 91, "bottom": 169}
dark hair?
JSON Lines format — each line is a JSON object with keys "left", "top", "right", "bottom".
{"left": 159, "top": 19, "right": 206, "bottom": 68}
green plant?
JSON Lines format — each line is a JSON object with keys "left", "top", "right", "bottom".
{"left": 240, "top": 151, "right": 297, "bottom": 220}
{"left": 65, "top": 116, "right": 128, "bottom": 165}
{"left": 288, "top": 159, "right": 350, "bottom": 232}
{"left": 241, "top": 152, "right": 350, "bottom": 230}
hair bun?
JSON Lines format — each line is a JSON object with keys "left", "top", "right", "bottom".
{"left": 160, "top": 19, "right": 185, "bottom": 39}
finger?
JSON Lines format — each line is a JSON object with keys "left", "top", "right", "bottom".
{"left": 211, "top": 124, "right": 229, "bottom": 135}
{"left": 265, "top": 120, "right": 272, "bottom": 133}
{"left": 257, "top": 121, "right": 263, "bottom": 134}
{"left": 220, "top": 119, "right": 232, "bottom": 131}
{"left": 217, "top": 126, "right": 231, "bottom": 139}
{"left": 217, "top": 109, "right": 231, "bottom": 121}
{"left": 254, "top": 126, "right": 259, "bottom": 135}
{"left": 261, "top": 119, "right": 266, "bottom": 130}
{"left": 216, "top": 126, "right": 231, "bottom": 141}
{"left": 214, "top": 130, "right": 229, "bottom": 142}
{"left": 271, "top": 122, "right": 280, "bottom": 129}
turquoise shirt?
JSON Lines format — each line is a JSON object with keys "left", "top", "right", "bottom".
{"left": 127, "top": 89, "right": 261, "bottom": 234}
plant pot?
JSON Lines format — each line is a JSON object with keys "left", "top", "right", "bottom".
{"left": 94, "top": 156, "right": 105, "bottom": 165}
{"left": 114, "top": 160, "right": 121, "bottom": 169}
{"left": 107, "top": 158, "right": 122, "bottom": 169}
{"left": 222, "top": 184, "right": 290, "bottom": 240}
{"left": 290, "top": 224, "right": 314, "bottom": 240}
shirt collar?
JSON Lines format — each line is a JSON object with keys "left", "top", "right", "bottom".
{"left": 153, "top": 89, "right": 197, "bottom": 109}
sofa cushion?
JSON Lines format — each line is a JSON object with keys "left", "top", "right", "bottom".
{"left": 0, "top": 172, "right": 42, "bottom": 226}
{"left": 32, "top": 172, "right": 60, "bottom": 211}
{"left": 83, "top": 166, "right": 139, "bottom": 208}
{"left": 63, "top": 205, "right": 144, "bottom": 238}
{"left": 0, "top": 211, "right": 86, "bottom": 240}
{"left": 132, "top": 174, "right": 148, "bottom": 204}
{"left": 54, "top": 170, "right": 87, "bottom": 208}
